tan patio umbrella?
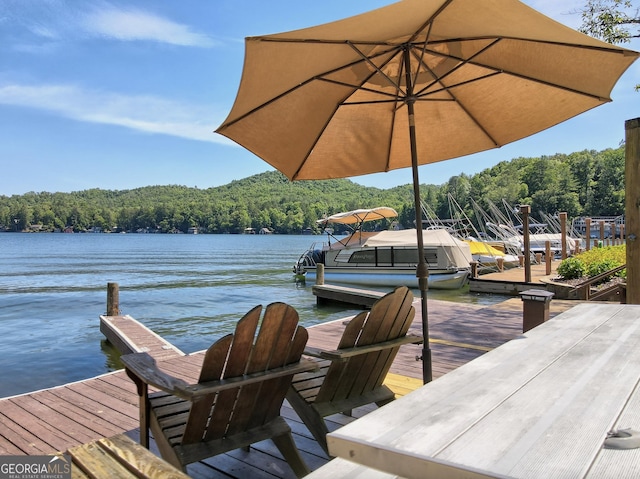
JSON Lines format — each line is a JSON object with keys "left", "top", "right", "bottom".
{"left": 216, "top": 0, "right": 638, "bottom": 383}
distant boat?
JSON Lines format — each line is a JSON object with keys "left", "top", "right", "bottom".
{"left": 464, "top": 238, "right": 520, "bottom": 268}
{"left": 294, "top": 207, "right": 472, "bottom": 290}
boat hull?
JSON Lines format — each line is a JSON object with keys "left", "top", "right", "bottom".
{"left": 303, "top": 266, "right": 469, "bottom": 290}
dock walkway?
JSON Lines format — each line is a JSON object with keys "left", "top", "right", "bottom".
{"left": 0, "top": 297, "right": 576, "bottom": 477}
{"left": 469, "top": 260, "right": 560, "bottom": 294}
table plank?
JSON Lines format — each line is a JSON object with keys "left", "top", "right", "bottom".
{"left": 588, "top": 380, "right": 640, "bottom": 479}
{"left": 440, "top": 306, "right": 640, "bottom": 478}
{"left": 327, "top": 304, "right": 640, "bottom": 479}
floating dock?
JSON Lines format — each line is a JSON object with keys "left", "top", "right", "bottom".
{"left": 312, "top": 284, "right": 385, "bottom": 307}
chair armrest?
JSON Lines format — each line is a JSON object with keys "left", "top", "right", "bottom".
{"left": 302, "top": 346, "right": 326, "bottom": 358}
{"left": 178, "top": 358, "right": 318, "bottom": 399}
{"left": 309, "top": 334, "right": 423, "bottom": 361}
{"left": 121, "top": 352, "right": 189, "bottom": 397}
{"left": 122, "top": 352, "right": 318, "bottom": 400}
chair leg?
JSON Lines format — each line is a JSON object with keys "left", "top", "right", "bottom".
{"left": 150, "top": 415, "right": 184, "bottom": 471}
{"left": 272, "top": 432, "right": 310, "bottom": 478}
{"left": 286, "top": 389, "right": 331, "bottom": 456}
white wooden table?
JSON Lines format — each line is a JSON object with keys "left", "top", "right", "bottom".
{"left": 326, "top": 303, "right": 640, "bottom": 479}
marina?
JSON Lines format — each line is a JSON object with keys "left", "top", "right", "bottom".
{"left": 0, "top": 231, "right": 630, "bottom": 477}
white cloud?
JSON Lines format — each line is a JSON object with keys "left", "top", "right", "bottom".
{"left": 2, "top": 0, "right": 216, "bottom": 48}
{"left": 0, "top": 82, "right": 230, "bottom": 144}
{"left": 82, "top": 6, "right": 217, "bottom": 47}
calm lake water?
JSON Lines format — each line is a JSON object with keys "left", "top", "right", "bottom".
{"left": 0, "top": 233, "right": 499, "bottom": 398}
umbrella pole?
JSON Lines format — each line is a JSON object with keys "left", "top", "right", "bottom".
{"left": 404, "top": 47, "right": 432, "bottom": 384}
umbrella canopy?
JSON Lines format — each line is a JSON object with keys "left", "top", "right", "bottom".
{"left": 217, "top": 0, "right": 637, "bottom": 180}
{"left": 216, "top": 0, "right": 638, "bottom": 382}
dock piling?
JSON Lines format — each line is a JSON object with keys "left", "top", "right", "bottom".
{"left": 107, "top": 282, "right": 120, "bottom": 316}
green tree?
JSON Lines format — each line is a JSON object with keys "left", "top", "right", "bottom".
{"left": 579, "top": 0, "right": 640, "bottom": 89}
{"left": 586, "top": 148, "right": 626, "bottom": 214}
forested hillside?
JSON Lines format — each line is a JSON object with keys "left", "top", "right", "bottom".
{"left": 0, "top": 146, "right": 625, "bottom": 234}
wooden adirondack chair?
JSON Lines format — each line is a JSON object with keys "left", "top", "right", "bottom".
{"left": 122, "top": 302, "right": 314, "bottom": 477}
{"left": 286, "top": 286, "right": 422, "bottom": 456}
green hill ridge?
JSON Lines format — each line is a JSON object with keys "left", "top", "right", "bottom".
{"left": 0, "top": 147, "right": 626, "bottom": 234}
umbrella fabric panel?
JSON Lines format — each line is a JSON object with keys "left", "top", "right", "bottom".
{"left": 471, "top": 39, "right": 636, "bottom": 98}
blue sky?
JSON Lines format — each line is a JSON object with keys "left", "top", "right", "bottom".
{"left": 1, "top": 0, "right": 638, "bottom": 196}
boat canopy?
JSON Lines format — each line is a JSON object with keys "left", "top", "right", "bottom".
{"left": 317, "top": 207, "right": 398, "bottom": 226}
{"left": 363, "top": 228, "right": 473, "bottom": 266}
{"left": 364, "top": 228, "right": 460, "bottom": 247}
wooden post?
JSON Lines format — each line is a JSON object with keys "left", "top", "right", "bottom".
{"left": 545, "top": 241, "right": 552, "bottom": 275}
{"left": 470, "top": 261, "right": 478, "bottom": 278}
{"left": 600, "top": 220, "right": 605, "bottom": 245}
{"left": 520, "top": 205, "right": 532, "bottom": 283}
{"left": 107, "top": 282, "right": 120, "bottom": 316}
{"left": 316, "top": 263, "right": 325, "bottom": 285}
{"left": 520, "top": 290, "right": 555, "bottom": 333}
{"left": 560, "top": 212, "right": 567, "bottom": 260}
{"left": 585, "top": 218, "right": 591, "bottom": 251}
{"left": 626, "top": 118, "right": 640, "bottom": 304}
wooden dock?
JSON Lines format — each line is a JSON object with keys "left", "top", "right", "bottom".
{"left": 0, "top": 297, "right": 576, "bottom": 477}
{"left": 312, "top": 261, "right": 562, "bottom": 308}
{"left": 100, "top": 314, "right": 185, "bottom": 360}
{"left": 469, "top": 260, "right": 560, "bottom": 294}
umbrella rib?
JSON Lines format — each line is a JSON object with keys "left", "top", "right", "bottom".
{"left": 411, "top": 38, "right": 502, "bottom": 98}
{"left": 346, "top": 41, "right": 406, "bottom": 94}
{"left": 412, "top": 22, "right": 434, "bottom": 89}
{"left": 405, "top": 0, "right": 454, "bottom": 45}
{"left": 253, "top": 34, "right": 630, "bottom": 56}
